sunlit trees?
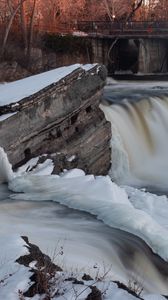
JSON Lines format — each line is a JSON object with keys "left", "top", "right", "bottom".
{"left": 0, "top": 0, "right": 39, "bottom": 61}
{"left": 37, "top": 0, "right": 60, "bottom": 29}
{"left": 103, "top": 0, "right": 133, "bottom": 21}
{"left": 147, "top": 0, "right": 168, "bottom": 21}
{"left": 0, "top": 0, "right": 168, "bottom": 47}
{"left": 60, "top": 0, "right": 86, "bottom": 22}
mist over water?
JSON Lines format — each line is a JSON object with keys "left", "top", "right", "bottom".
{"left": 102, "top": 81, "right": 168, "bottom": 190}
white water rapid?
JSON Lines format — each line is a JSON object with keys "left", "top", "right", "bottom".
{"left": 102, "top": 81, "right": 168, "bottom": 190}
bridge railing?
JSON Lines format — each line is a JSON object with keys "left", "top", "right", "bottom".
{"left": 36, "top": 20, "right": 168, "bottom": 36}
{"left": 76, "top": 20, "right": 168, "bottom": 35}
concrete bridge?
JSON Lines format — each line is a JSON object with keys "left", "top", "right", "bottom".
{"left": 76, "top": 21, "right": 168, "bottom": 39}
{"left": 39, "top": 21, "right": 168, "bottom": 74}
{"left": 53, "top": 21, "right": 168, "bottom": 74}
{"left": 74, "top": 21, "right": 168, "bottom": 74}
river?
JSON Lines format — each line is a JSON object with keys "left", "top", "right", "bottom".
{"left": 1, "top": 80, "right": 168, "bottom": 295}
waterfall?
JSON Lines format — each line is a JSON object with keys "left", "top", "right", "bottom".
{"left": 0, "top": 147, "right": 14, "bottom": 183}
{"left": 101, "top": 93, "right": 168, "bottom": 190}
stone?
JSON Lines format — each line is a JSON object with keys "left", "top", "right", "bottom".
{"left": 86, "top": 286, "right": 102, "bottom": 300}
{"left": 16, "top": 236, "right": 62, "bottom": 298}
{"left": 0, "top": 64, "right": 111, "bottom": 176}
{"left": 82, "top": 273, "right": 93, "bottom": 281}
{"left": 138, "top": 39, "right": 168, "bottom": 73}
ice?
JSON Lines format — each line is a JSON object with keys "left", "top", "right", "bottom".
{"left": 60, "top": 168, "right": 85, "bottom": 178}
{"left": 29, "top": 159, "right": 54, "bottom": 176}
{"left": 1, "top": 146, "right": 168, "bottom": 294}
{"left": 7, "top": 171, "right": 168, "bottom": 262}
{"left": 0, "top": 234, "right": 165, "bottom": 299}
{"left": 67, "top": 155, "right": 76, "bottom": 162}
{"left": 16, "top": 157, "right": 39, "bottom": 175}
{"left": 72, "top": 31, "right": 88, "bottom": 36}
{"left": 0, "top": 144, "right": 167, "bottom": 262}
{"left": 1, "top": 140, "right": 168, "bottom": 264}
{"left": 0, "top": 147, "right": 14, "bottom": 183}
{"left": 143, "top": 296, "right": 166, "bottom": 300}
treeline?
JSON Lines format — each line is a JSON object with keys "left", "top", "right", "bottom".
{"left": 0, "top": 0, "right": 167, "bottom": 63}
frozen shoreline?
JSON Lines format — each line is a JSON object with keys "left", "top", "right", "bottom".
{"left": 1, "top": 183, "right": 168, "bottom": 295}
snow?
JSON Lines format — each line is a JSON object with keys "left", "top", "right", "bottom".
{"left": 143, "top": 296, "right": 166, "bottom": 300}
{"left": 0, "top": 146, "right": 168, "bottom": 297}
{"left": 0, "top": 112, "right": 17, "bottom": 122}
{"left": 16, "top": 157, "right": 39, "bottom": 175}
{"left": 82, "top": 63, "right": 97, "bottom": 71}
{"left": 0, "top": 145, "right": 167, "bottom": 263}
{"left": 29, "top": 159, "right": 54, "bottom": 176}
{"left": 72, "top": 31, "right": 88, "bottom": 37}
{"left": 0, "top": 233, "right": 165, "bottom": 300}
{"left": 54, "top": 279, "right": 138, "bottom": 300}
{"left": 0, "top": 235, "right": 30, "bottom": 300}
{"left": 0, "top": 65, "right": 168, "bottom": 298}
{"left": 0, "top": 64, "right": 97, "bottom": 107}
{"left": 60, "top": 168, "right": 85, "bottom": 178}
{"left": 16, "top": 157, "right": 54, "bottom": 176}
{"left": 67, "top": 155, "right": 76, "bottom": 162}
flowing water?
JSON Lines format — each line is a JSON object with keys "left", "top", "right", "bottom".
{"left": 102, "top": 81, "right": 168, "bottom": 191}
{"left": 1, "top": 183, "right": 168, "bottom": 294}
{"left": 1, "top": 80, "right": 168, "bottom": 295}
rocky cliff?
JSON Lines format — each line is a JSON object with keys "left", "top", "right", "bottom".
{"left": 0, "top": 64, "right": 111, "bottom": 175}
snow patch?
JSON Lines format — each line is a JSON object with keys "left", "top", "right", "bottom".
{"left": 0, "top": 112, "right": 17, "bottom": 122}
{"left": 0, "top": 64, "right": 97, "bottom": 107}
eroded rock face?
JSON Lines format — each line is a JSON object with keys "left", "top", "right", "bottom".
{"left": 0, "top": 64, "right": 111, "bottom": 175}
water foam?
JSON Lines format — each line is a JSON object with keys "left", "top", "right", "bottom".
{"left": 100, "top": 95, "right": 168, "bottom": 189}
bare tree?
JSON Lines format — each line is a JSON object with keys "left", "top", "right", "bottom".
{"left": 1, "top": 0, "right": 26, "bottom": 58}
{"left": 104, "top": 0, "right": 144, "bottom": 67}
{"left": 27, "top": 0, "right": 37, "bottom": 61}
{"left": 20, "top": 0, "right": 28, "bottom": 51}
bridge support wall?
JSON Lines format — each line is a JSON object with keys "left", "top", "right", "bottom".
{"left": 90, "top": 37, "right": 168, "bottom": 75}
{"left": 138, "top": 39, "right": 168, "bottom": 73}
{"left": 91, "top": 38, "right": 110, "bottom": 68}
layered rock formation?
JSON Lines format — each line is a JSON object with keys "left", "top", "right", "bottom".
{"left": 0, "top": 64, "right": 111, "bottom": 175}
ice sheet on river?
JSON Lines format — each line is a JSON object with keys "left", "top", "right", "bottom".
{"left": 1, "top": 146, "right": 168, "bottom": 262}
{"left": 7, "top": 168, "right": 168, "bottom": 263}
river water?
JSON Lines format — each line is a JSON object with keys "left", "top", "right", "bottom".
{"left": 102, "top": 80, "right": 168, "bottom": 190}
{"left": 1, "top": 80, "right": 168, "bottom": 295}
